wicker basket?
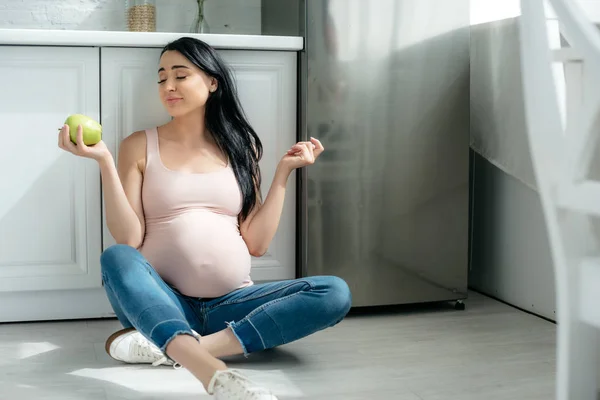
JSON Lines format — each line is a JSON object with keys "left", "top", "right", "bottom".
{"left": 126, "top": 1, "right": 156, "bottom": 32}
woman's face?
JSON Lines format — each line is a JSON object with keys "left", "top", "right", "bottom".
{"left": 157, "top": 50, "right": 217, "bottom": 117}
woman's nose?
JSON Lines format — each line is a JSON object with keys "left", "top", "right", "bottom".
{"left": 164, "top": 79, "right": 176, "bottom": 92}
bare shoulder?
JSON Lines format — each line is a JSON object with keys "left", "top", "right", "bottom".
{"left": 120, "top": 130, "right": 146, "bottom": 154}
{"left": 118, "top": 130, "right": 147, "bottom": 171}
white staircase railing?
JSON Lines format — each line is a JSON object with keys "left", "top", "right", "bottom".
{"left": 519, "top": 0, "right": 600, "bottom": 399}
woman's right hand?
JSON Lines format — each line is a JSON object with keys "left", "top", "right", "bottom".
{"left": 58, "top": 124, "right": 111, "bottom": 162}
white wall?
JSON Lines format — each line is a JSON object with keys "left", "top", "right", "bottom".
{"left": 0, "top": 0, "right": 261, "bottom": 34}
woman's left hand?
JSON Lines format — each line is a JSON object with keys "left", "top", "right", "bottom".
{"left": 279, "top": 137, "right": 324, "bottom": 172}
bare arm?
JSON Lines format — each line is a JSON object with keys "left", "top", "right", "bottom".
{"left": 100, "top": 131, "right": 146, "bottom": 248}
{"left": 239, "top": 165, "right": 290, "bottom": 257}
{"left": 240, "top": 138, "right": 324, "bottom": 257}
{"left": 58, "top": 125, "right": 146, "bottom": 248}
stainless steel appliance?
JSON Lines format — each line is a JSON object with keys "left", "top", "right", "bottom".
{"left": 263, "top": 0, "right": 471, "bottom": 307}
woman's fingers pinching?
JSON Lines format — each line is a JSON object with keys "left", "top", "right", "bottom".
{"left": 284, "top": 138, "right": 324, "bottom": 165}
{"left": 310, "top": 137, "right": 324, "bottom": 155}
{"left": 298, "top": 142, "right": 314, "bottom": 163}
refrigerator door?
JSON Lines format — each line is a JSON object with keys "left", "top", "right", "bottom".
{"left": 299, "top": 0, "right": 471, "bottom": 307}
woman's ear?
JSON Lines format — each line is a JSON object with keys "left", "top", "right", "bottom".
{"left": 210, "top": 77, "right": 218, "bottom": 93}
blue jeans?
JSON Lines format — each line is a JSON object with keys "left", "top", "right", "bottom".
{"left": 100, "top": 244, "right": 352, "bottom": 356}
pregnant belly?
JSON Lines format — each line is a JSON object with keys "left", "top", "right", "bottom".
{"left": 140, "top": 211, "right": 252, "bottom": 298}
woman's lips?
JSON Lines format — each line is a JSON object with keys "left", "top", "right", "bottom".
{"left": 166, "top": 98, "right": 182, "bottom": 105}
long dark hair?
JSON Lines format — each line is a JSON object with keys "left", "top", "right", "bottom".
{"left": 160, "top": 37, "right": 263, "bottom": 221}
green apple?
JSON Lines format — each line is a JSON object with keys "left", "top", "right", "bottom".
{"left": 64, "top": 114, "right": 102, "bottom": 146}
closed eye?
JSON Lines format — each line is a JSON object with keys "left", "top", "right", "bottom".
{"left": 157, "top": 76, "right": 187, "bottom": 84}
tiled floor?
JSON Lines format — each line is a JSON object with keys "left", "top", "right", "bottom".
{"left": 0, "top": 291, "right": 556, "bottom": 399}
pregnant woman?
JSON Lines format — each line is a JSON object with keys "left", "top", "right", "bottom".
{"left": 57, "top": 36, "right": 351, "bottom": 400}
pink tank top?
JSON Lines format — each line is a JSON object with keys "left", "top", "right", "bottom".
{"left": 138, "top": 127, "right": 253, "bottom": 298}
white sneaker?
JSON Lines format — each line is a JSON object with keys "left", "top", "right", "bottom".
{"left": 105, "top": 327, "right": 200, "bottom": 368}
{"left": 208, "top": 369, "right": 278, "bottom": 400}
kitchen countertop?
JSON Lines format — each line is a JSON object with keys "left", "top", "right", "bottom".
{"left": 0, "top": 29, "right": 304, "bottom": 51}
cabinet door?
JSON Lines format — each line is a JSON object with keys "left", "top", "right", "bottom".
{"left": 220, "top": 50, "right": 297, "bottom": 282}
{"left": 101, "top": 48, "right": 297, "bottom": 282}
{"left": 0, "top": 46, "right": 111, "bottom": 322}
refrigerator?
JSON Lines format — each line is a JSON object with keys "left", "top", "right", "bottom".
{"left": 263, "top": 0, "right": 471, "bottom": 307}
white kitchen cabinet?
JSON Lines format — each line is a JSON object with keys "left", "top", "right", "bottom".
{"left": 0, "top": 46, "right": 113, "bottom": 322}
{"left": 101, "top": 47, "right": 297, "bottom": 283}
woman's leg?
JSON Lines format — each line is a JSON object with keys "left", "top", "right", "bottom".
{"left": 201, "top": 276, "right": 352, "bottom": 357}
{"left": 100, "top": 244, "right": 226, "bottom": 388}
{"left": 101, "top": 244, "right": 201, "bottom": 351}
